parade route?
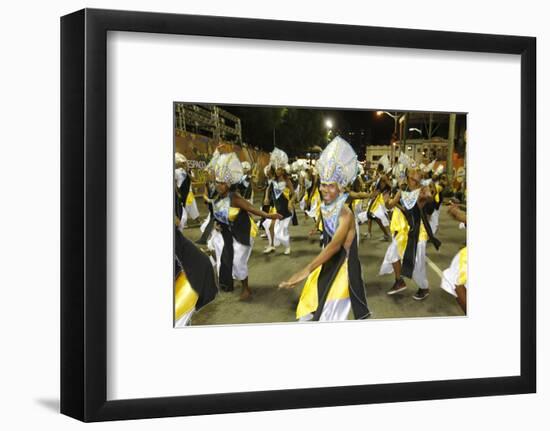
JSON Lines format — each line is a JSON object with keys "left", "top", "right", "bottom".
{"left": 180, "top": 197, "right": 466, "bottom": 326}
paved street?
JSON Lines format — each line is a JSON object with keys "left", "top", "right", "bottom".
{"left": 182, "top": 196, "right": 466, "bottom": 325}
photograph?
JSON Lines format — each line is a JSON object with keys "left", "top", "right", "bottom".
{"left": 173, "top": 103, "right": 468, "bottom": 326}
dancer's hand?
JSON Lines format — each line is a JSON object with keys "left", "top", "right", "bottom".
{"left": 269, "top": 213, "right": 283, "bottom": 220}
{"left": 278, "top": 268, "right": 310, "bottom": 289}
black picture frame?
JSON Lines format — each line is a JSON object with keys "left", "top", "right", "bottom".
{"left": 61, "top": 8, "right": 536, "bottom": 422}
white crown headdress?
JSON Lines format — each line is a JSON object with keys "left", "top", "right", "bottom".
{"left": 269, "top": 147, "right": 289, "bottom": 170}
{"left": 175, "top": 152, "right": 187, "bottom": 166}
{"left": 316, "top": 136, "right": 358, "bottom": 187}
{"left": 205, "top": 150, "right": 220, "bottom": 174}
{"left": 214, "top": 153, "right": 243, "bottom": 185}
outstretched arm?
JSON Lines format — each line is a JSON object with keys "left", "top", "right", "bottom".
{"left": 386, "top": 190, "right": 402, "bottom": 209}
{"left": 232, "top": 193, "right": 282, "bottom": 220}
{"left": 279, "top": 207, "right": 352, "bottom": 288}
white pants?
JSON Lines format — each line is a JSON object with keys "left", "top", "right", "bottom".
{"left": 262, "top": 216, "right": 291, "bottom": 248}
{"left": 379, "top": 238, "right": 428, "bottom": 290}
{"left": 299, "top": 298, "right": 351, "bottom": 322}
{"left": 211, "top": 230, "right": 253, "bottom": 281}
{"left": 430, "top": 209, "right": 440, "bottom": 235}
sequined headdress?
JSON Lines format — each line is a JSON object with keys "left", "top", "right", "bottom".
{"left": 214, "top": 152, "right": 243, "bottom": 185}
{"left": 205, "top": 150, "right": 220, "bottom": 175}
{"left": 175, "top": 152, "right": 187, "bottom": 166}
{"left": 316, "top": 136, "right": 358, "bottom": 188}
{"left": 269, "top": 147, "right": 289, "bottom": 170}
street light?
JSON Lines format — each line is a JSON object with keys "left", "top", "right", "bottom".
{"left": 325, "top": 119, "right": 333, "bottom": 129}
{"left": 376, "top": 111, "right": 402, "bottom": 165}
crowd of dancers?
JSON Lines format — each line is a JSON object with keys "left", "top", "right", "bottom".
{"left": 173, "top": 137, "right": 467, "bottom": 327}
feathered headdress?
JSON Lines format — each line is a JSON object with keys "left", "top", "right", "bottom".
{"left": 269, "top": 147, "right": 289, "bottom": 170}
{"left": 316, "top": 136, "right": 358, "bottom": 188}
{"left": 214, "top": 153, "right": 243, "bottom": 185}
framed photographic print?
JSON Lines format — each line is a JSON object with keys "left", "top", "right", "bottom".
{"left": 61, "top": 8, "right": 536, "bottom": 422}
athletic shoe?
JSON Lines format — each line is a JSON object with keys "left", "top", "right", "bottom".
{"left": 412, "top": 288, "right": 430, "bottom": 300}
{"left": 263, "top": 246, "right": 275, "bottom": 254}
{"left": 387, "top": 278, "right": 407, "bottom": 295}
{"left": 284, "top": 247, "right": 291, "bottom": 255}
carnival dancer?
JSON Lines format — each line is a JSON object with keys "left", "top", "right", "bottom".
{"left": 175, "top": 152, "right": 200, "bottom": 231}
{"left": 440, "top": 202, "right": 468, "bottom": 313}
{"left": 211, "top": 152, "right": 282, "bottom": 300}
{"left": 279, "top": 136, "right": 371, "bottom": 321}
{"left": 379, "top": 168, "right": 441, "bottom": 300}
{"left": 174, "top": 213, "right": 218, "bottom": 327}
{"left": 196, "top": 151, "right": 220, "bottom": 246}
{"left": 262, "top": 148, "right": 295, "bottom": 255}
{"left": 362, "top": 156, "right": 392, "bottom": 241}
{"left": 237, "top": 161, "right": 254, "bottom": 204}
{"left": 428, "top": 164, "right": 445, "bottom": 234}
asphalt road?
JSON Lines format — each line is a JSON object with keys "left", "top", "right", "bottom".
{"left": 181, "top": 196, "right": 466, "bottom": 326}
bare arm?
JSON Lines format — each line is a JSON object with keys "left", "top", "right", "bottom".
{"left": 279, "top": 207, "right": 352, "bottom": 288}
{"left": 386, "top": 190, "right": 401, "bottom": 209}
{"left": 232, "top": 193, "right": 281, "bottom": 220}
{"left": 348, "top": 190, "right": 375, "bottom": 200}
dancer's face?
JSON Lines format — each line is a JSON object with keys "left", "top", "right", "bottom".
{"left": 215, "top": 181, "right": 230, "bottom": 196}
{"left": 320, "top": 182, "right": 339, "bottom": 203}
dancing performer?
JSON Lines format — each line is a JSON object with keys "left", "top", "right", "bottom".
{"left": 174, "top": 215, "right": 218, "bottom": 327}
{"left": 363, "top": 157, "right": 392, "bottom": 241}
{"left": 262, "top": 148, "right": 294, "bottom": 255}
{"left": 211, "top": 152, "right": 282, "bottom": 300}
{"left": 428, "top": 165, "right": 445, "bottom": 234}
{"left": 175, "top": 152, "right": 199, "bottom": 231}
{"left": 237, "top": 161, "right": 254, "bottom": 204}
{"left": 440, "top": 202, "right": 468, "bottom": 313}
{"left": 379, "top": 168, "right": 441, "bottom": 300}
{"left": 279, "top": 136, "right": 371, "bottom": 321}
{"left": 196, "top": 150, "right": 220, "bottom": 246}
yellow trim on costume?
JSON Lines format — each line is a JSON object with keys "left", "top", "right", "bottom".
{"left": 297, "top": 267, "right": 320, "bottom": 319}
{"left": 174, "top": 271, "right": 198, "bottom": 321}
{"left": 296, "top": 260, "right": 350, "bottom": 319}
{"left": 249, "top": 216, "right": 258, "bottom": 238}
{"left": 370, "top": 193, "right": 384, "bottom": 213}
{"left": 390, "top": 208, "right": 428, "bottom": 258}
{"left": 186, "top": 189, "right": 195, "bottom": 206}
{"left": 228, "top": 207, "right": 240, "bottom": 222}
{"left": 458, "top": 247, "right": 468, "bottom": 286}
{"left": 326, "top": 260, "right": 350, "bottom": 301}
{"left": 435, "top": 183, "right": 443, "bottom": 204}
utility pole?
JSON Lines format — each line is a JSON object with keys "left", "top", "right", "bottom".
{"left": 446, "top": 113, "right": 456, "bottom": 181}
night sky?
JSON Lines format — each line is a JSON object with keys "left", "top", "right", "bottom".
{"left": 222, "top": 103, "right": 466, "bottom": 158}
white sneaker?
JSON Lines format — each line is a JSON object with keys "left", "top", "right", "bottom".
{"left": 263, "top": 246, "right": 275, "bottom": 254}
{"left": 284, "top": 247, "right": 291, "bottom": 255}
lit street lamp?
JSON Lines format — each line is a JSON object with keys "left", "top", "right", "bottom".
{"left": 376, "top": 111, "right": 402, "bottom": 165}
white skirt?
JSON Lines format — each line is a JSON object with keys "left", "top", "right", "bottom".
{"left": 440, "top": 250, "right": 467, "bottom": 297}
{"left": 299, "top": 298, "right": 351, "bottom": 322}
{"left": 186, "top": 199, "right": 200, "bottom": 220}
{"left": 199, "top": 212, "right": 211, "bottom": 233}
{"left": 174, "top": 308, "right": 194, "bottom": 327}
{"left": 262, "top": 216, "right": 291, "bottom": 248}
{"left": 429, "top": 208, "right": 440, "bottom": 235}
{"left": 379, "top": 238, "right": 428, "bottom": 290}
{"left": 372, "top": 204, "right": 390, "bottom": 227}
{"left": 211, "top": 229, "right": 253, "bottom": 281}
